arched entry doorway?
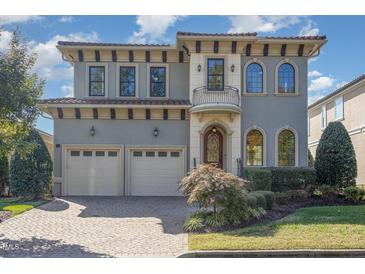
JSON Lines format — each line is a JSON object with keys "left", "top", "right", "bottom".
{"left": 203, "top": 126, "right": 224, "bottom": 168}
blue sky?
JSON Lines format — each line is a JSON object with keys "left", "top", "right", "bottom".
{"left": 0, "top": 15, "right": 364, "bottom": 134}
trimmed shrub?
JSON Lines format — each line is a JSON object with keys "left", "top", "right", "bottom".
{"left": 10, "top": 129, "right": 53, "bottom": 199}
{"left": 0, "top": 155, "right": 10, "bottom": 196}
{"left": 315, "top": 121, "right": 357, "bottom": 188}
{"left": 313, "top": 185, "right": 339, "bottom": 200}
{"left": 245, "top": 168, "right": 272, "bottom": 191}
{"left": 275, "top": 189, "right": 308, "bottom": 204}
{"left": 246, "top": 194, "right": 258, "bottom": 208}
{"left": 248, "top": 192, "right": 267, "bottom": 209}
{"left": 344, "top": 186, "right": 362, "bottom": 202}
{"left": 254, "top": 191, "right": 275, "bottom": 209}
{"left": 270, "top": 167, "right": 316, "bottom": 192}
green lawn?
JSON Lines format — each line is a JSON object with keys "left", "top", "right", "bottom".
{"left": 0, "top": 198, "right": 48, "bottom": 217}
{"left": 189, "top": 205, "right": 365, "bottom": 250}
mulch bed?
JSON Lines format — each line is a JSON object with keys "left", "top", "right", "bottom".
{"left": 0, "top": 211, "right": 12, "bottom": 223}
{"left": 201, "top": 198, "right": 365, "bottom": 233}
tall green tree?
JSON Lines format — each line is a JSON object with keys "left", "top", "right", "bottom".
{"left": 315, "top": 121, "right": 357, "bottom": 187}
{"left": 0, "top": 29, "right": 44, "bottom": 158}
{"left": 0, "top": 154, "right": 9, "bottom": 196}
{"left": 10, "top": 128, "right": 53, "bottom": 198}
{"left": 308, "top": 149, "right": 314, "bottom": 167}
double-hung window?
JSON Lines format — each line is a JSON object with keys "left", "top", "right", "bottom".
{"left": 120, "top": 66, "right": 136, "bottom": 97}
{"left": 207, "top": 58, "right": 224, "bottom": 91}
{"left": 89, "top": 66, "right": 105, "bottom": 96}
{"left": 321, "top": 105, "right": 327, "bottom": 129}
{"left": 150, "top": 67, "right": 166, "bottom": 97}
{"left": 335, "top": 96, "right": 344, "bottom": 120}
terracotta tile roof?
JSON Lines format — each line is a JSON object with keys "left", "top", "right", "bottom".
{"left": 57, "top": 41, "right": 171, "bottom": 47}
{"left": 308, "top": 74, "right": 365, "bottom": 109}
{"left": 263, "top": 35, "right": 327, "bottom": 40}
{"left": 39, "top": 97, "right": 191, "bottom": 106}
{"left": 177, "top": 31, "right": 257, "bottom": 37}
{"left": 176, "top": 32, "right": 326, "bottom": 40}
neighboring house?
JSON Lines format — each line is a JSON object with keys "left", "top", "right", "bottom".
{"left": 308, "top": 74, "right": 365, "bottom": 185}
{"left": 37, "top": 129, "right": 54, "bottom": 160}
{"left": 39, "top": 31, "right": 326, "bottom": 196}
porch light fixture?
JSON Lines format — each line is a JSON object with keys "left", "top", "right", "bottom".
{"left": 153, "top": 128, "right": 159, "bottom": 137}
{"left": 212, "top": 126, "right": 217, "bottom": 133}
{"left": 90, "top": 125, "right": 95, "bottom": 136}
{"left": 197, "top": 64, "right": 201, "bottom": 72}
{"left": 231, "top": 64, "right": 235, "bottom": 72}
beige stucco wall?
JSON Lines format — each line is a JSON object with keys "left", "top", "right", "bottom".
{"left": 308, "top": 80, "right": 365, "bottom": 185}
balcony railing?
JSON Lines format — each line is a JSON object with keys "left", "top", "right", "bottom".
{"left": 192, "top": 86, "right": 240, "bottom": 107}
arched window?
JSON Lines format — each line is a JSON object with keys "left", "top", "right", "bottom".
{"left": 278, "top": 63, "right": 295, "bottom": 93}
{"left": 278, "top": 129, "right": 296, "bottom": 166}
{"left": 246, "top": 63, "right": 263, "bottom": 93}
{"left": 246, "top": 129, "right": 264, "bottom": 166}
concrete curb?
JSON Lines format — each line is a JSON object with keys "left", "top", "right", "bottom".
{"left": 178, "top": 249, "right": 365, "bottom": 258}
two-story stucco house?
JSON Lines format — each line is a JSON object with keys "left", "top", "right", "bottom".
{"left": 40, "top": 31, "right": 326, "bottom": 196}
{"left": 308, "top": 74, "right": 365, "bottom": 185}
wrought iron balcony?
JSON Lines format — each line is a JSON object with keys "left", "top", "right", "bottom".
{"left": 191, "top": 86, "right": 241, "bottom": 113}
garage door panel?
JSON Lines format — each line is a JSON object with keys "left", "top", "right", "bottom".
{"left": 131, "top": 149, "right": 184, "bottom": 196}
{"left": 66, "top": 149, "right": 122, "bottom": 196}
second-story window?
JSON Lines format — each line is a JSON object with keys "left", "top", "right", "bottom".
{"left": 278, "top": 63, "right": 295, "bottom": 93}
{"left": 335, "top": 96, "right": 344, "bottom": 120}
{"left": 207, "top": 58, "right": 224, "bottom": 91}
{"left": 89, "top": 66, "right": 105, "bottom": 96}
{"left": 246, "top": 63, "right": 263, "bottom": 93}
{"left": 120, "top": 66, "right": 136, "bottom": 97}
{"left": 150, "top": 67, "right": 166, "bottom": 97}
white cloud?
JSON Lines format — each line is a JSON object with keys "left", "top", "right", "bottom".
{"left": 59, "top": 16, "right": 74, "bottom": 23}
{"left": 308, "top": 76, "right": 336, "bottom": 92}
{"left": 61, "top": 85, "right": 73, "bottom": 97}
{"left": 129, "top": 15, "right": 186, "bottom": 43}
{"left": 31, "top": 31, "right": 99, "bottom": 80}
{"left": 0, "top": 16, "right": 42, "bottom": 25}
{"left": 299, "top": 20, "right": 320, "bottom": 36}
{"left": 0, "top": 30, "right": 12, "bottom": 50}
{"left": 308, "top": 70, "right": 323, "bottom": 78}
{"left": 228, "top": 16, "right": 302, "bottom": 33}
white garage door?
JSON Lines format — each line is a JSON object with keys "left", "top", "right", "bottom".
{"left": 131, "top": 149, "right": 185, "bottom": 196}
{"left": 66, "top": 148, "right": 122, "bottom": 196}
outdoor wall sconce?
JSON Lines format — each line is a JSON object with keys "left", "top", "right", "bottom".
{"left": 197, "top": 64, "right": 202, "bottom": 72}
{"left": 212, "top": 126, "right": 217, "bottom": 133}
{"left": 90, "top": 125, "right": 95, "bottom": 136}
{"left": 153, "top": 128, "right": 159, "bottom": 137}
{"left": 231, "top": 64, "right": 235, "bottom": 72}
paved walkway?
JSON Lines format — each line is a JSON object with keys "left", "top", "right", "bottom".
{"left": 0, "top": 197, "right": 194, "bottom": 257}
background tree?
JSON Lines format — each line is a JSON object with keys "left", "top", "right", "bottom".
{"left": 0, "top": 154, "right": 9, "bottom": 196}
{"left": 315, "top": 121, "right": 357, "bottom": 187}
{"left": 10, "top": 128, "right": 53, "bottom": 199}
{"left": 0, "top": 29, "right": 44, "bottom": 158}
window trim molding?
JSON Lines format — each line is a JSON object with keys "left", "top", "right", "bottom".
{"left": 146, "top": 63, "right": 169, "bottom": 99}
{"left": 206, "top": 57, "right": 225, "bottom": 91}
{"left": 334, "top": 96, "right": 344, "bottom": 121}
{"left": 275, "top": 126, "right": 299, "bottom": 167}
{"left": 243, "top": 126, "right": 267, "bottom": 167}
{"left": 321, "top": 104, "right": 327, "bottom": 130}
{"left": 243, "top": 58, "right": 267, "bottom": 95}
{"left": 275, "top": 58, "right": 299, "bottom": 96}
{"left": 116, "top": 63, "right": 139, "bottom": 99}
{"left": 85, "top": 62, "right": 109, "bottom": 97}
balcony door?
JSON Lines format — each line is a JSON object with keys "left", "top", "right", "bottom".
{"left": 203, "top": 127, "right": 223, "bottom": 168}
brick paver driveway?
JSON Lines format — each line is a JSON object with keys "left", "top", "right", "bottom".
{"left": 0, "top": 197, "right": 194, "bottom": 257}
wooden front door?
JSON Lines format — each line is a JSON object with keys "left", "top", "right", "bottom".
{"left": 204, "top": 128, "right": 223, "bottom": 168}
